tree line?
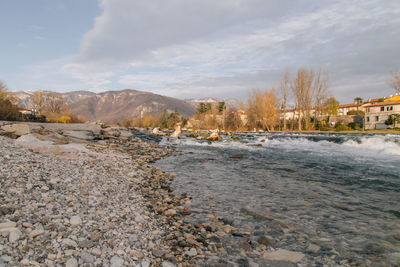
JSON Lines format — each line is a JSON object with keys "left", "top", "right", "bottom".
{"left": 189, "top": 67, "right": 339, "bottom": 131}
{"left": 0, "top": 80, "right": 85, "bottom": 123}
{"left": 2, "top": 68, "right": 399, "bottom": 128}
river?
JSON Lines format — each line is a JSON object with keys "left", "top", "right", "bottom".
{"left": 154, "top": 132, "right": 400, "bottom": 266}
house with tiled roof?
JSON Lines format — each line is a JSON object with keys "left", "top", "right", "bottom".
{"left": 363, "top": 98, "right": 400, "bottom": 129}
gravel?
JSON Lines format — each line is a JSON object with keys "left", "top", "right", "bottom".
{"left": 0, "top": 134, "right": 176, "bottom": 266}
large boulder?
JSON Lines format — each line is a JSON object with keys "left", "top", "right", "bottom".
{"left": 100, "top": 127, "right": 121, "bottom": 138}
{"left": 119, "top": 129, "right": 133, "bottom": 139}
{"left": 63, "top": 131, "right": 94, "bottom": 141}
{"left": 171, "top": 125, "right": 181, "bottom": 139}
{"left": 152, "top": 127, "right": 165, "bottom": 136}
{"left": 207, "top": 132, "right": 221, "bottom": 141}
{"left": 1, "top": 124, "right": 30, "bottom": 137}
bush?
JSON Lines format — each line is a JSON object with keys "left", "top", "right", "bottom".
{"left": 57, "top": 116, "right": 71, "bottom": 123}
{"left": 0, "top": 98, "right": 21, "bottom": 121}
{"left": 0, "top": 81, "right": 21, "bottom": 121}
{"left": 335, "top": 125, "right": 351, "bottom": 131}
{"left": 348, "top": 122, "right": 361, "bottom": 130}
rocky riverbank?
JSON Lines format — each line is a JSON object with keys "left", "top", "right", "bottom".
{"left": 0, "top": 131, "right": 178, "bottom": 266}
{"left": 0, "top": 123, "right": 314, "bottom": 267}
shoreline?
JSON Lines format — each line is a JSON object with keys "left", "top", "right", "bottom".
{"left": 0, "top": 134, "right": 182, "bottom": 266}
{"left": 3, "top": 122, "right": 397, "bottom": 266}
{"left": 0, "top": 123, "right": 261, "bottom": 266}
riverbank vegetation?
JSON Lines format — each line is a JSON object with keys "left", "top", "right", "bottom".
{"left": 0, "top": 80, "right": 85, "bottom": 123}
{"left": 0, "top": 81, "right": 22, "bottom": 121}
{"left": 123, "top": 67, "right": 400, "bottom": 133}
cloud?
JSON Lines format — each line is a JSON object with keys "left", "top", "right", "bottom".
{"left": 54, "top": 0, "right": 400, "bottom": 101}
{"left": 78, "top": 0, "right": 304, "bottom": 65}
{"left": 61, "top": 63, "right": 114, "bottom": 91}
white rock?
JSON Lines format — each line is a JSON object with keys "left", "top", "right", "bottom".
{"left": 387, "top": 252, "right": 400, "bottom": 265}
{"left": 0, "top": 221, "right": 17, "bottom": 229}
{"left": 47, "top": 254, "right": 57, "bottom": 260}
{"left": 0, "top": 227, "right": 18, "bottom": 235}
{"left": 28, "top": 229, "right": 44, "bottom": 239}
{"left": 135, "top": 215, "right": 145, "bottom": 223}
{"left": 120, "top": 130, "right": 133, "bottom": 139}
{"left": 307, "top": 243, "right": 320, "bottom": 253}
{"left": 9, "top": 228, "right": 22, "bottom": 243}
{"left": 15, "top": 134, "right": 53, "bottom": 147}
{"left": 164, "top": 209, "right": 177, "bottom": 216}
{"left": 152, "top": 127, "right": 164, "bottom": 135}
{"left": 20, "top": 258, "right": 30, "bottom": 265}
{"left": 62, "top": 238, "right": 78, "bottom": 248}
{"left": 101, "top": 127, "right": 121, "bottom": 138}
{"left": 64, "top": 249, "right": 75, "bottom": 257}
{"left": 80, "top": 252, "right": 95, "bottom": 263}
{"left": 186, "top": 248, "right": 197, "bottom": 257}
{"left": 64, "top": 131, "right": 94, "bottom": 140}
{"left": 91, "top": 248, "right": 102, "bottom": 256}
{"left": 1, "top": 124, "right": 30, "bottom": 136}
{"left": 263, "top": 249, "right": 305, "bottom": 263}
{"left": 141, "top": 259, "right": 150, "bottom": 267}
{"left": 69, "top": 215, "right": 82, "bottom": 226}
{"left": 110, "top": 255, "right": 124, "bottom": 267}
{"left": 207, "top": 132, "right": 221, "bottom": 141}
{"left": 171, "top": 125, "right": 181, "bottom": 139}
{"left": 65, "top": 257, "right": 78, "bottom": 267}
{"left": 162, "top": 261, "right": 176, "bottom": 267}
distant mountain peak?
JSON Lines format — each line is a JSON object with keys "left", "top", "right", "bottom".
{"left": 14, "top": 89, "right": 196, "bottom": 122}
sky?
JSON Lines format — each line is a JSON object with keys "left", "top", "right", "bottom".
{"left": 1, "top": 0, "right": 400, "bottom": 104}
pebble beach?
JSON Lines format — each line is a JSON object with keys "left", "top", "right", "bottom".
{"left": 2, "top": 123, "right": 289, "bottom": 267}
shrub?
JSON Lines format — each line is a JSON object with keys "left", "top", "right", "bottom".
{"left": 57, "top": 116, "right": 71, "bottom": 123}
{"left": 0, "top": 98, "right": 21, "bottom": 121}
{"left": 0, "top": 81, "right": 21, "bottom": 121}
{"left": 335, "top": 125, "right": 351, "bottom": 131}
{"left": 348, "top": 122, "right": 361, "bottom": 130}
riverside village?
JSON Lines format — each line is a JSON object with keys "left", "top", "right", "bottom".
{"left": 1, "top": 1, "right": 400, "bottom": 267}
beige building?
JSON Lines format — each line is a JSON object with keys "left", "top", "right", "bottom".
{"left": 278, "top": 95, "right": 400, "bottom": 129}
{"left": 363, "top": 100, "right": 400, "bottom": 129}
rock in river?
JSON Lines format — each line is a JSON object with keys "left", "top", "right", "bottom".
{"left": 263, "top": 249, "right": 305, "bottom": 263}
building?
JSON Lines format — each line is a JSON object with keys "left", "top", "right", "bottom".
{"left": 363, "top": 99, "right": 400, "bottom": 129}
{"left": 18, "top": 108, "right": 38, "bottom": 116}
{"left": 337, "top": 95, "right": 400, "bottom": 129}
{"left": 278, "top": 94, "right": 400, "bottom": 130}
{"left": 337, "top": 103, "right": 363, "bottom": 116}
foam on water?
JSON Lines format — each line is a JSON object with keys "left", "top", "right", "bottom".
{"left": 155, "top": 132, "right": 400, "bottom": 265}
{"left": 342, "top": 135, "right": 400, "bottom": 156}
{"left": 162, "top": 132, "right": 400, "bottom": 158}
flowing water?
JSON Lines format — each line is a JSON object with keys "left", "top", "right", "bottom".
{"left": 154, "top": 132, "right": 400, "bottom": 266}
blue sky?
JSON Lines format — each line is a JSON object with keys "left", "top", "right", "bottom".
{"left": 1, "top": 0, "right": 400, "bottom": 103}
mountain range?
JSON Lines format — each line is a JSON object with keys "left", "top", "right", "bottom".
{"left": 14, "top": 89, "right": 239, "bottom": 122}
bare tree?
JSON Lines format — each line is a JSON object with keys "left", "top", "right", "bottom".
{"left": 290, "top": 68, "right": 329, "bottom": 130}
{"left": 44, "top": 92, "right": 67, "bottom": 114}
{"left": 291, "top": 68, "right": 314, "bottom": 130}
{"left": 29, "top": 91, "right": 46, "bottom": 114}
{"left": 280, "top": 69, "right": 290, "bottom": 131}
{"left": 388, "top": 70, "right": 400, "bottom": 94}
{"left": 313, "top": 68, "right": 329, "bottom": 125}
{"left": 247, "top": 89, "right": 278, "bottom": 131}
{"left": 224, "top": 108, "right": 242, "bottom": 131}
